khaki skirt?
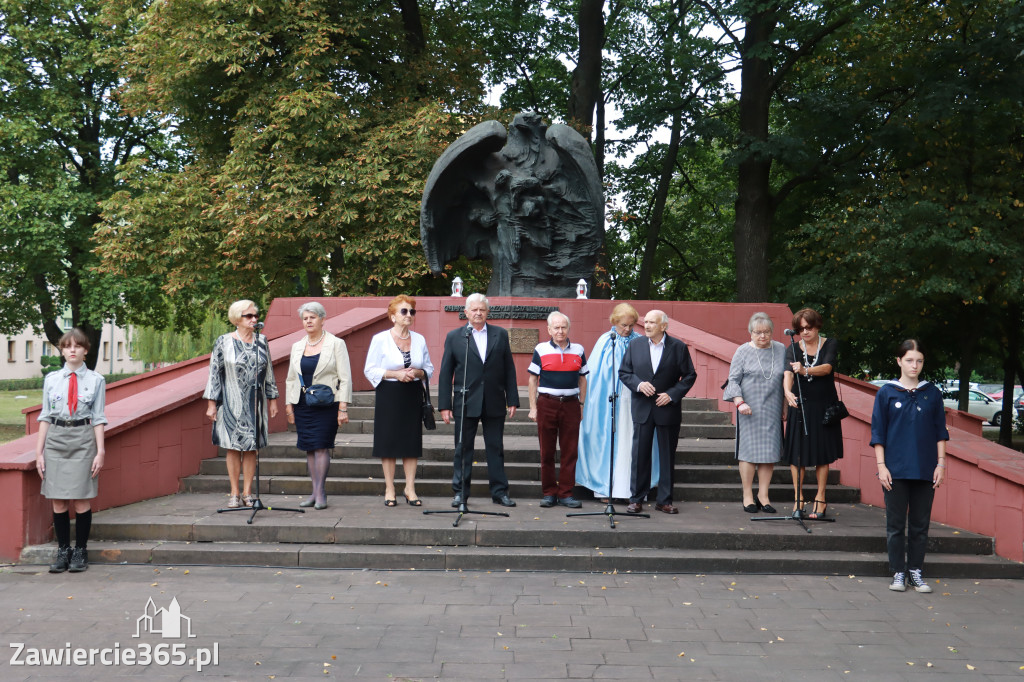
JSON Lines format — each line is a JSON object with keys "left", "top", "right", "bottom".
{"left": 41, "top": 423, "right": 99, "bottom": 500}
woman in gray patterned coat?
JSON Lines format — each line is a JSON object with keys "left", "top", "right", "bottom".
{"left": 723, "top": 312, "right": 786, "bottom": 513}
{"left": 204, "top": 300, "right": 279, "bottom": 508}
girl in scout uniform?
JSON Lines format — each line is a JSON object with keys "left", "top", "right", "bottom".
{"left": 34, "top": 328, "right": 107, "bottom": 573}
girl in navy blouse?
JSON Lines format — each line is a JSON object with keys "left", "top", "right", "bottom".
{"left": 870, "top": 339, "right": 949, "bottom": 593}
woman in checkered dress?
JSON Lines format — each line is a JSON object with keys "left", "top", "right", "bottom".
{"left": 723, "top": 312, "right": 786, "bottom": 513}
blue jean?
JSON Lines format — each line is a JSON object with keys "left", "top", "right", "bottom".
{"left": 884, "top": 479, "right": 935, "bottom": 573}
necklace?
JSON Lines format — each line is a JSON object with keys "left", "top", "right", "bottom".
{"left": 392, "top": 329, "right": 411, "bottom": 341}
{"left": 306, "top": 331, "right": 325, "bottom": 347}
{"left": 754, "top": 344, "right": 775, "bottom": 382}
{"left": 801, "top": 337, "right": 822, "bottom": 382}
{"left": 235, "top": 331, "right": 254, "bottom": 346}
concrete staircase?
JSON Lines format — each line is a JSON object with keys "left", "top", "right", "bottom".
{"left": 20, "top": 391, "right": 1024, "bottom": 578}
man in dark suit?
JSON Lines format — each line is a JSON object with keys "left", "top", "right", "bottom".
{"left": 618, "top": 310, "right": 698, "bottom": 514}
{"left": 438, "top": 293, "right": 521, "bottom": 507}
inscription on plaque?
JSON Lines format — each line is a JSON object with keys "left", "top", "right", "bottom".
{"left": 444, "top": 304, "right": 558, "bottom": 321}
{"left": 509, "top": 328, "right": 540, "bottom": 354}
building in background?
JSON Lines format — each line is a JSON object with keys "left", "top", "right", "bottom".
{"left": 1, "top": 316, "right": 144, "bottom": 380}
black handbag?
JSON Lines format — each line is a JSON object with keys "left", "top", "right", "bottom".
{"left": 299, "top": 373, "right": 335, "bottom": 407}
{"left": 822, "top": 383, "right": 849, "bottom": 426}
{"left": 421, "top": 382, "right": 436, "bottom": 430}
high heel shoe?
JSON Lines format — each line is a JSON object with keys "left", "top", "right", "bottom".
{"left": 403, "top": 493, "right": 422, "bottom": 507}
{"left": 807, "top": 499, "right": 827, "bottom": 519}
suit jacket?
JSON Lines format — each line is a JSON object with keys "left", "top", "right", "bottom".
{"left": 618, "top": 334, "right": 697, "bottom": 426}
{"left": 285, "top": 332, "right": 353, "bottom": 405}
{"left": 438, "top": 324, "right": 520, "bottom": 418}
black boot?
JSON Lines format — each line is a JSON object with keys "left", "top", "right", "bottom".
{"left": 67, "top": 547, "right": 88, "bottom": 572}
{"left": 49, "top": 546, "right": 71, "bottom": 573}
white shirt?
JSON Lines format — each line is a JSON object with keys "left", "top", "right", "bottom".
{"left": 648, "top": 336, "right": 665, "bottom": 373}
{"left": 470, "top": 325, "right": 488, "bottom": 362}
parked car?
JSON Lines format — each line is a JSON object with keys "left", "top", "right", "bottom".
{"left": 987, "top": 385, "right": 1023, "bottom": 402}
{"left": 942, "top": 388, "right": 1006, "bottom": 426}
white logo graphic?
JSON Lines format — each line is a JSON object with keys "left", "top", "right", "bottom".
{"left": 10, "top": 596, "right": 217, "bottom": 671}
{"left": 135, "top": 597, "right": 196, "bottom": 639}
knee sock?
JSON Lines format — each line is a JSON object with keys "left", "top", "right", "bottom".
{"left": 53, "top": 511, "right": 71, "bottom": 548}
{"left": 74, "top": 510, "right": 92, "bottom": 549}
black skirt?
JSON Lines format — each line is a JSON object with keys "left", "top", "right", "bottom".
{"left": 294, "top": 391, "right": 339, "bottom": 451}
{"left": 371, "top": 380, "right": 423, "bottom": 459}
{"left": 782, "top": 373, "right": 843, "bottom": 467}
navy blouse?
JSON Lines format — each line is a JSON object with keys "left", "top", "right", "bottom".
{"left": 870, "top": 381, "right": 949, "bottom": 481}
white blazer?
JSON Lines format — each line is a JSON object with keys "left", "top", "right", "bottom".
{"left": 363, "top": 330, "right": 433, "bottom": 387}
{"left": 285, "top": 332, "right": 353, "bottom": 405}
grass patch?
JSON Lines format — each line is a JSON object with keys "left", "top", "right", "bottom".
{"left": 0, "top": 423, "right": 27, "bottom": 444}
{"left": 0, "top": 390, "right": 41, "bottom": 445}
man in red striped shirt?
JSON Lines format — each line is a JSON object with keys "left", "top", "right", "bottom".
{"left": 528, "top": 311, "right": 589, "bottom": 508}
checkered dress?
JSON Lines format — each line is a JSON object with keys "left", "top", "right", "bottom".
{"left": 723, "top": 341, "right": 786, "bottom": 463}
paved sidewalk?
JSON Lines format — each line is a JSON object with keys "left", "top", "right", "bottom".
{"left": 1, "top": 563, "right": 1022, "bottom": 680}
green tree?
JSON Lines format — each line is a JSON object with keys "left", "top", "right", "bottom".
{"left": 95, "top": 0, "right": 487, "bottom": 318}
{"left": 0, "top": 0, "right": 172, "bottom": 368}
{"left": 782, "top": 0, "right": 1024, "bottom": 445}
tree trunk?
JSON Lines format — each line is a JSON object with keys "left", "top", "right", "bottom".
{"left": 635, "top": 110, "right": 683, "bottom": 299}
{"left": 568, "top": 0, "right": 604, "bottom": 139}
{"left": 397, "top": 0, "right": 425, "bottom": 56}
{"left": 998, "top": 303, "right": 1022, "bottom": 446}
{"left": 733, "top": 9, "right": 777, "bottom": 302}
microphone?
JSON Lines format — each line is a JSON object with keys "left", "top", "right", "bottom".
{"left": 464, "top": 326, "right": 472, "bottom": 338}
{"left": 255, "top": 322, "right": 265, "bottom": 331}
{"left": 784, "top": 328, "right": 796, "bottom": 337}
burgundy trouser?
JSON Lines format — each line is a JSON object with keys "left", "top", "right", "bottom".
{"left": 536, "top": 394, "right": 582, "bottom": 499}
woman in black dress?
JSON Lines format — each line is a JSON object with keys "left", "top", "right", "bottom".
{"left": 284, "top": 302, "right": 352, "bottom": 509}
{"left": 782, "top": 308, "right": 843, "bottom": 518}
{"left": 363, "top": 295, "right": 434, "bottom": 506}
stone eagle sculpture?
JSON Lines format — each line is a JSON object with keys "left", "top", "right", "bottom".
{"left": 420, "top": 112, "right": 604, "bottom": 297}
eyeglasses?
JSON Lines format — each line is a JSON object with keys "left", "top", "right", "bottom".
{"left": 752, "top": 330, "right": 771, "bottom": 336}
{"left": 798, "top": 325, "right": 814, "bottom": 331}
{"left": 399, "top": 308, "right": 416, "bottom": 316}
{"left": 241, "top": 313, "right": 259, "bottom": 320}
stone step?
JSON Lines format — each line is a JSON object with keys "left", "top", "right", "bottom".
{"left": 181, "top": 474, "right": 859, "bottom": 503}
{"left": 65, "top": 494, "right": 982, "bottom": 553}
{"left": 19, "top": 540, "right": 1023, "bottom": 578}
{"left": 197, "top": 457, "right": 842, "bottom": 486}
{"left": 255, "top": 434, "right": 742, "bottom": 464}
{"left": 342, "top": 402, "right": 732, "bottom": 425}
{"left": 330, "top": 419, "right": 733, "bottom": 437}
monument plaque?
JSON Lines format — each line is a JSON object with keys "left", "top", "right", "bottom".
{"left": 509, "top": 328, "right": 540, "bottom": 354}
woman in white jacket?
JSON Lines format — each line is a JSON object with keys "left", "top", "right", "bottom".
{"left": 284, "top": 302, "right": 352, "bottom": 509}
{"left": 364, "top": 295, "right": 433, "bottom": 506}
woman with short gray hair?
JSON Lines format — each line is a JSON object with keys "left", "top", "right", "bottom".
{"left": 284, "top": 301, "right": 353, "bottom": 509}
{"left": 723, "top": 312, "right": 786, "bottom": 513}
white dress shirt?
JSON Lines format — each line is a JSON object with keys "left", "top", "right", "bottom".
{"left": 648, "top": 336, "right": 665, "bottom": 374}
{"left": 471, "top": 325, "right": 488, "bottom": 362}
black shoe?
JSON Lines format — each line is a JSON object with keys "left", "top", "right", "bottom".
{"left": 49, "top": 546, "right": 70, "bottom": 573}
{"left": 67, "top": 547, "right": 88, "bottom": 573}
{"left": 492, "top": 495, "right": 517, "bottom": 507}
{"left": 451, "top": 494, "right": 463, "bottom": 508}
{"left": 539, "top": 495, "right": 556, "bottom": 508}
{"left": 557, "top": 496, "right": 582, "bottom": 509}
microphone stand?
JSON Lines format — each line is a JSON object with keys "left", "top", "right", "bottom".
{"left": 424, "top": 325, "right": 509, "bottom": 527}
{"left": 752, "top": 330, "right": 832, "bottom": 532}
{"left": 219, "top": 322, "right": 304, "bottom": 523}
{"left": 568, "top": 331, "right": 648, "bottom": 527}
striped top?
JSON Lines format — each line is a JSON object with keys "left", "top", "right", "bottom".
{"left": 528, "top": 340, "right": 589, "bottom": 396}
